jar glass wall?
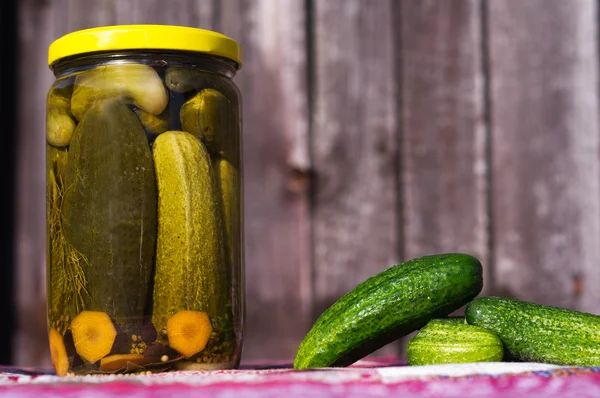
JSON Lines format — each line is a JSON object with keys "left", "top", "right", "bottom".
{"left": 46, "top": 47, "right": 244, "bottom": 375}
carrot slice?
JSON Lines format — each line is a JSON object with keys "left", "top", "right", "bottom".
{"left": 49, "top": 328, "right": 69, "bottom": 376}
{"left": 71, "top": 311, "right": 117, "bottom": 363}
{"left": 167, "top": 310, "right": 212, "bottom": 358}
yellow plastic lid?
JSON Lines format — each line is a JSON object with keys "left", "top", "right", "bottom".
{"left": 48, "top": 24, "right": 242, "bottom": 69}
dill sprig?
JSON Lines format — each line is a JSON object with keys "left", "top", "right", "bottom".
{"left": 48, "top": 160, "right": 88, "bottom": 334}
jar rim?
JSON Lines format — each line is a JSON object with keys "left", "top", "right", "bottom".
{"left": 48, "top": 24, "right": 242, "bottom": 70}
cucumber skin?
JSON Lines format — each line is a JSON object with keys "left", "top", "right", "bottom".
{"left": 151, "top": 131, "right": 226, "bottom": 331}
{"left": 62, "top": 101, "right": 157, "bottom": 321}
{"left": 466, "top": 297, "right": 600, "bottom": 366}
{"left": 406, "top": 319, "right": 503, "bottom": 366}
{"left": 293, "top": 253, "right": 483, "bottom": 370}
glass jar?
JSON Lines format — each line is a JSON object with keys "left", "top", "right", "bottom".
{"left": 45, "top": 25, "right": 244, "bottom": 376}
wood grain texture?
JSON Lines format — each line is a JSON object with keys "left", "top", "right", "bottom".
{"left": 66, "top": 0, "right": 117, "bottom": 30}
{"left": 400, "top": 0, "right": 488, "bottom": 289}
{"left": 220, "top": 0, "right": 312, "bottom": 361}
{"left": 16, "top": 0, "right": 51, "bottom": 368}
{"left": 115, "top": 0, "right": 213, "bottom": 27}
{"left": 489, "top": 0, "right": 600, "bottom": 313}
{"left": 312, "top": 0, "right": 399, "bottom": 355}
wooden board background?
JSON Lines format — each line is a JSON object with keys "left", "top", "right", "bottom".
{"left": 14, "top": 0, "right": 600, "bottom": 366}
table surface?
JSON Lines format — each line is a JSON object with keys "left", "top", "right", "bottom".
{"left": 0, "top": 357, "right": 598, "bottom": 398}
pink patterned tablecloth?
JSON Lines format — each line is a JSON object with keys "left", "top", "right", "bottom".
{"left": 0, "top": 356, "right": 598, "bottom": 397}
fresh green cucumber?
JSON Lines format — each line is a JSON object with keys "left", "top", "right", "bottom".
{"left": 406, "top": 318, "right": 503, "bottom": 366}
{"left": 466, "top": 297, "right": 600, "bottom": 366}
{"left": 293, "top": 253, "right": 483, "bottom": 369}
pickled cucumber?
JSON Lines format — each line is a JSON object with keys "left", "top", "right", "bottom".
{"left": 47, "top": 87, "right": 76, "bottom": 147}
{"left": 151, "top": 131, "right": 226, "bottom": 331}
{"left": 181, "top": 89, "right": 236, "bottom": 163}
{"left": 213, "top": 159, "right": 240, "bottom": 278}
{"left": 165, "top": 66, "right": 213, "bottom": 93}
{"left": 213, "top": 159, "right": 240, "bottom": 346}
{"left": 62, "top": 100, "right": 157, "bottom": 322}
{"left": 165, "top": 67, "right": 240, "bottom": 101}
{"left": 135, "top": 108, "right": 169, "bottom": 137}
{"left": 71, "top": 63, "right": 168, "bottom": 121}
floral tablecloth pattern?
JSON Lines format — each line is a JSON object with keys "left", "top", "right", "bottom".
{"left": 0, "top": 356, "right": 598, "bottom": 397}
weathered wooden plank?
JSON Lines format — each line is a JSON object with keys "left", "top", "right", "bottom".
{"left": 312, "top": 0, "right": 399, "bottom": 355}
{"left": 220, "top": 0, "right": 312, "bottom": 361}
{"left": 489, "top": 0, "right": 600, "bottom": 313}
{"left": 66, "top": 0, "right": 116, "bottom": 31}
{"left": 400, "top": 0, "right": 488, "bottom": 289}
{"left": 115, "top": 0, "right": 213, "bottom": 28}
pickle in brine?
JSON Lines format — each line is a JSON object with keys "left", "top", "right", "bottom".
{"left": 165, "top": 66, "right": 212, "bottom": 93}
{"left": 180, "top": 89, "right": 236, "bottom": 163}
{"left": 71, "top": 63, "right": 168, "bottom": 121}
{"left": 62, "top": 100, "right": 157, "bottom": 322}
{"left": 213, "top": 158, "right": 240, "bottom": 354}
{"left": 47, "top": 86, "right": 76, "bottom": 147}
{"left": 213, "top": 158, "right": 240, "bottom": 277}
{"left": 151, "top": 131, "right": 227, "bottom": 332}
{"left": 165, "top": 66, "right": 240, "bottom": 108}
{"left": 135, "top": 108, "right": 170, "bottom": 137}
